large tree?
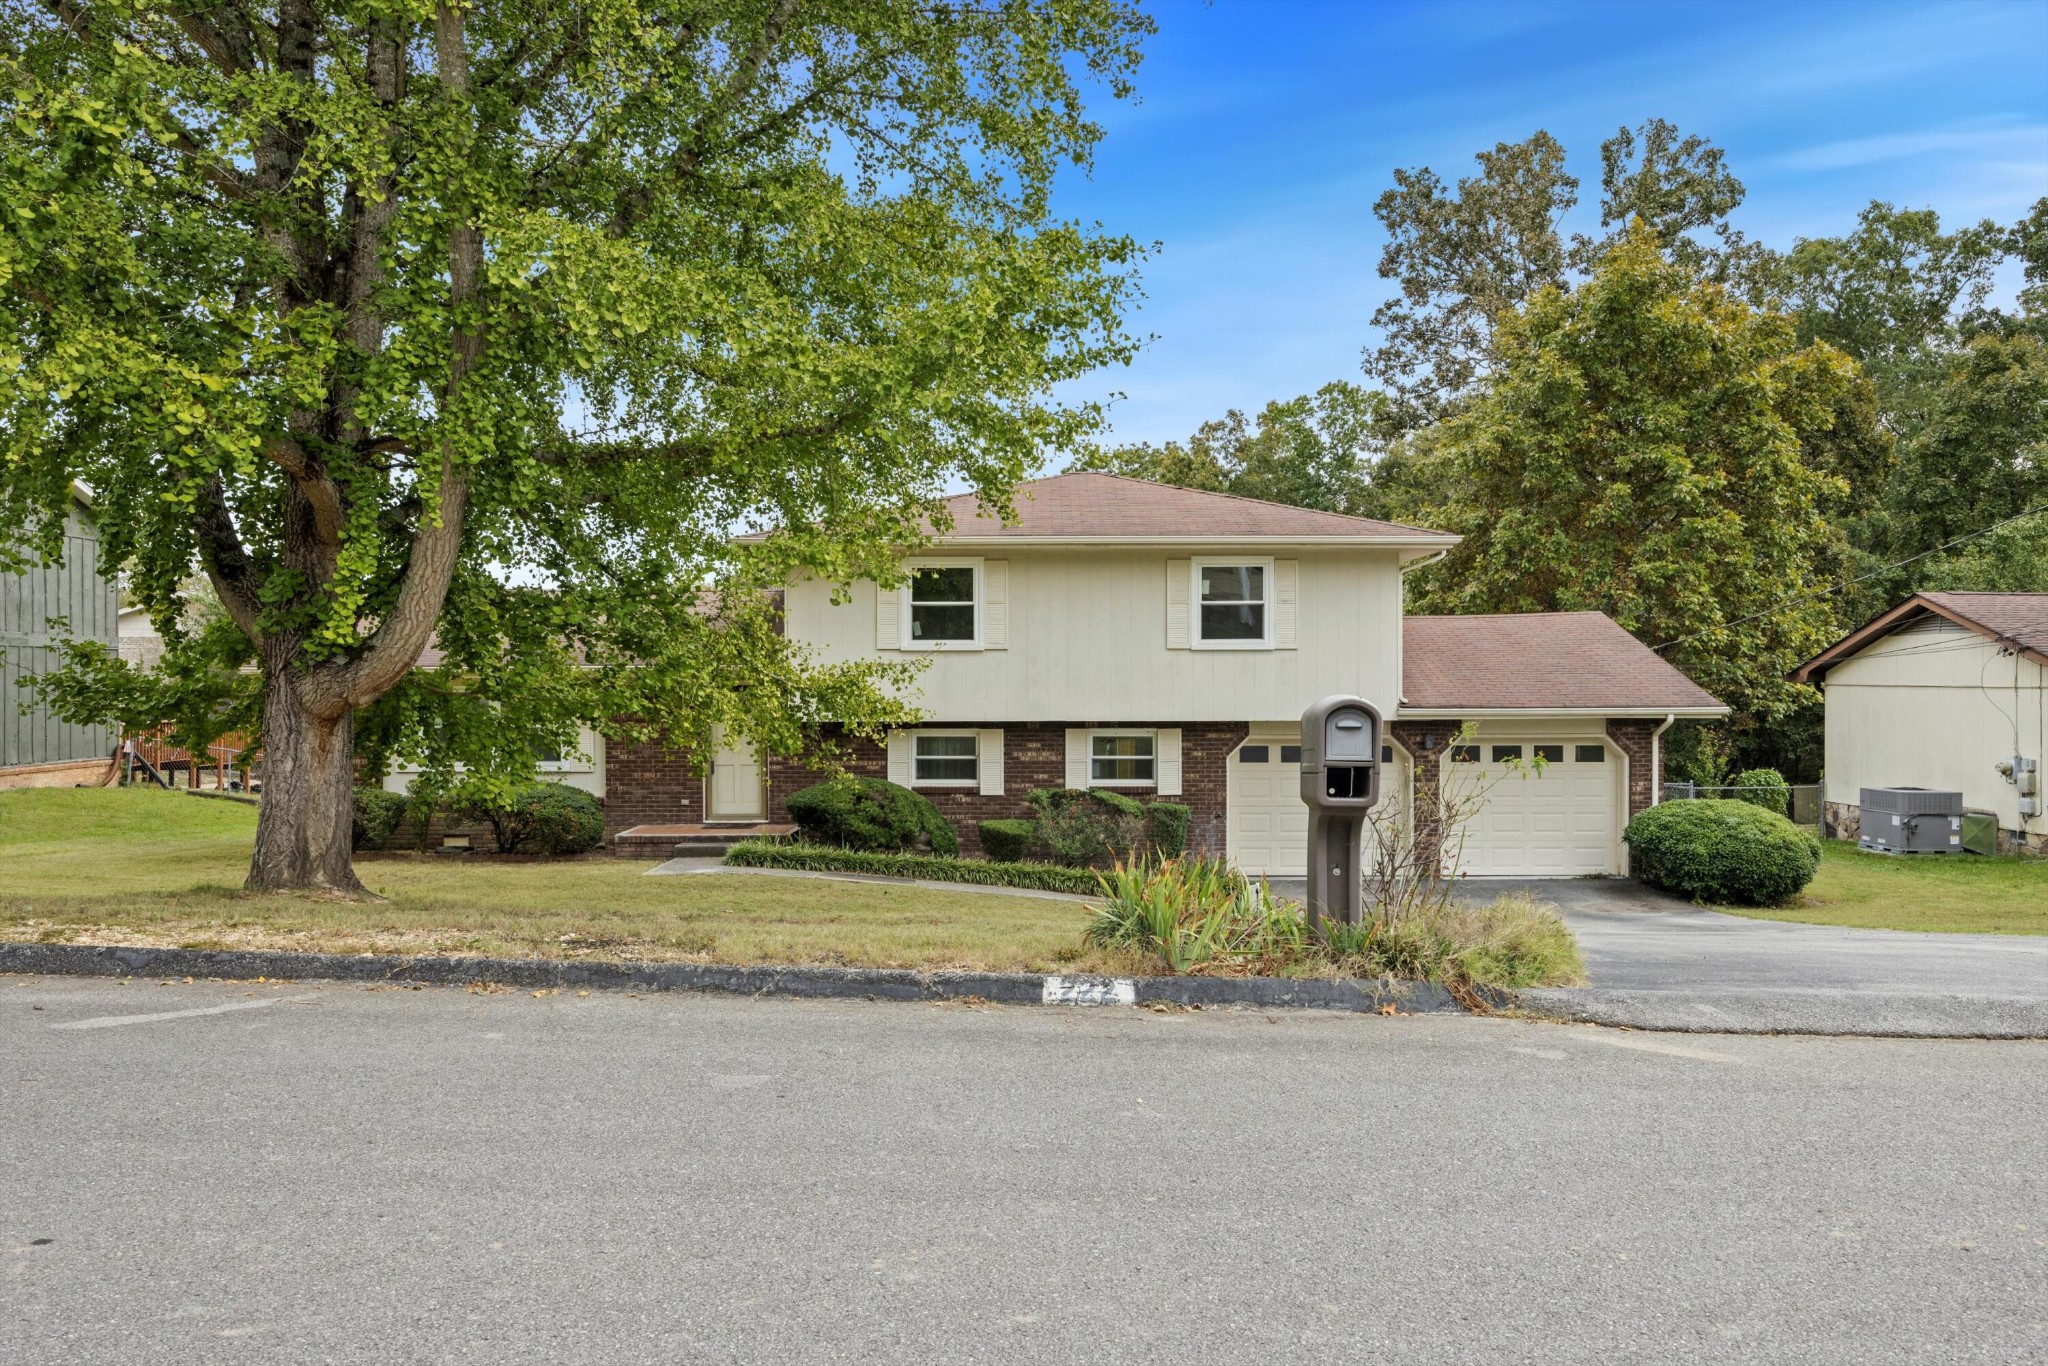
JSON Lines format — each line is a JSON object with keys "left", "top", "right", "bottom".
{"left": 1411, "top": 224, "right": 1874, "bottom": 740}
{"left": 1072, "top": 380, "right": 1388, "bottom": 515}
{"left": 1, "top": 0, "right": 1149, "bottom": 892}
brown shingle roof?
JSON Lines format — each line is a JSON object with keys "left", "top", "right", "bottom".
{"left": 1402, "top": 612, "right": 1725, "bottom": 713}
{"left": 928, "top": 471, "right": 1456, "bottom": 543}
{"left": 1792, "top": 591, "right": 2048, "bottom": 680}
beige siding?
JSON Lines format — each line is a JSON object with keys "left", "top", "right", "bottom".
{"left": 783, "top": 547, "right": 1406, "bottom": 722}
{"left": 1822, "top": 622, "right": 2046, "bottom": 836}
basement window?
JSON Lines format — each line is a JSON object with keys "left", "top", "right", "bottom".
{"left": 1091, "top": 732, "right": 1156, "bottom": 785}
{"left": 913, "top": 733, "right": 978, "bottom": 785}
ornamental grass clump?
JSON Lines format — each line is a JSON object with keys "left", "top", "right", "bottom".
{"left": 1083, "top": 856, "right": 1308, "bottom": 975}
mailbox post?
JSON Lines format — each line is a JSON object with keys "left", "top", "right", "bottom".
{"left": 1299, "top": 696, "right": 1383, "bottom": 930}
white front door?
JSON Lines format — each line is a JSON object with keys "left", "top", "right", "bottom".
{"left": 707, "top": 726, "right": 765, "bottom": 821}
{"left": 1447, "top": 739, "right": 1619, "bottom": 876}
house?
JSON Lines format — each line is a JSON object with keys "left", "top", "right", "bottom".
{"left": 1792, "top": 592, "right": 2047, "bottom": 855}
{"left": 606, "top": 472, "right": 1728, "bottom": 877}
{"left": 1, "top": 484, "right": 118, "bottom": 789}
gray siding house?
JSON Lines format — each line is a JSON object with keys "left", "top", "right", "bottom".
{"left": 2, "top": 487, "right": 118, "bottom": 784}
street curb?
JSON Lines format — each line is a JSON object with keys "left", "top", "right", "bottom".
{"left": 1512, "top": 986, "right": 2048, "bottom": 1040}
{"left": 0, "top": 942, "right": 1477, "bottom": 1015}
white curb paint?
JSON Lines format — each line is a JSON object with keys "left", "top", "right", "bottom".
{"left": 50, "top": 995, "right": 318, "bottom": 1031}
{"left": 1041, "top": 976, "right": 1136, "bottom": 1006}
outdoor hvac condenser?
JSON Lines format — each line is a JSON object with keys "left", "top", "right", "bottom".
{"left": 1858, "top": 787, "right": 1964, "bottom": 855}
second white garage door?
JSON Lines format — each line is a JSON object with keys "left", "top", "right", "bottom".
{"left": 1447, "top": 739, "right": 1620, "bottom": 876}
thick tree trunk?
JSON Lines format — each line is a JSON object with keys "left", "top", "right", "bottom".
{"left": 248, "top": 672, "right": 364, "bottom": 895}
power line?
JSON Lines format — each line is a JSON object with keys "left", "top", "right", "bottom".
{"left": 1650, "top": 502, "right": 2048, "bottom": 653}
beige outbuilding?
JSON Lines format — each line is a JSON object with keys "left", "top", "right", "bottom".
{"left": 1794, "top": 592, "right": 2048, "bottom": 856}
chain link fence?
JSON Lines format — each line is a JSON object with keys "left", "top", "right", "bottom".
{"left": 1660, "top": 781, "right": 1824, "bottom": 831}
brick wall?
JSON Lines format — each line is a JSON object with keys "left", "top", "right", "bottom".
{"left": 1604, "top": 719, "right": 1657, "bottom": 822}
{"left": 1389, "top": 720, "right": 1464, "bottom": 870}
{"left": 603, "top": 735, "right": 707, "bottom": 836}
{"left": 763, "top": 722, "right": 1247, "bottom": 858}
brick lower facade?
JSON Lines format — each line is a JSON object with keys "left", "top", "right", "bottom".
{"left": 763, "top": 722, "right": 1247, "bottom": 858}
{"left": 602, "top": 735, "right": 709, "bottom": 836}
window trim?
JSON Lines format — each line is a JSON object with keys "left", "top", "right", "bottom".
{"left": 1189, "top": 557, "right": 1275, "bottom": 651}
{"left": 900, "top": 558, "right": 983, "bottom": 651}
{"left": 910, "top": 729, "right": 981, "bottom": 787}
{"left": 1088, "top": 728, "right": 1158, "bottom": 787}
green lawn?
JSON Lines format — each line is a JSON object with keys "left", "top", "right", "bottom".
{"left": 1726, "top": 839, "right": 2048, "bottom": 935}
{"left": 0, "top": 788, "right": 1124, "bottom": 974}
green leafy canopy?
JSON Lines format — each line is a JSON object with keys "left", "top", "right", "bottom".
{"left": 2, "top": 0, "right": 1152, "bottom": 792}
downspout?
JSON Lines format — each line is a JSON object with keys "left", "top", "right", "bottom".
{"left": 1649, "top": 714, "right": 1677, "bottom": 805}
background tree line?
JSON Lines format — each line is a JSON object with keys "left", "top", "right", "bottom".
{"left": 1081, "top": 119, "right": 2048, "bottom": 782}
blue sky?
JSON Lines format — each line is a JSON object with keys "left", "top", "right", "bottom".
{"left": 1053, "top": 0, "right": 2048, "bottom": 450}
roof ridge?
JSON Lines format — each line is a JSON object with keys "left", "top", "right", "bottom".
{"left": 996, "top": 468, "right": 1453, "bottom": 537}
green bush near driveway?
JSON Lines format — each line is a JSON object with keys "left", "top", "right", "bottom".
{"left": 785, "top": 777, "right": 959, "bottom": 857}
{"left": 1728, "top": 768, "right": 1792, "bottom": 816}
{"left": 1624, "top": 799, "right": 1821, "bottom": 906}
{"left": 724, "top": 839, "right": 1097, "bottom": 895}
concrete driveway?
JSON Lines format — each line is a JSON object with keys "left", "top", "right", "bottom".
{"left": 1462, "top": 878, "right": 2048, "bottom": 1037}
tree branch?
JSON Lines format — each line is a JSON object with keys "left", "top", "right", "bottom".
{"left": 191, "top": 476, "right": 264, "bottom": 646}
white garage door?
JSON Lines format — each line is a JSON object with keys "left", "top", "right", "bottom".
{"left": 1228, "top": 727, "right": 1409, "bottom": 877}
{"left": 1448, "top": 739, "right": 1618, "bottom": 876}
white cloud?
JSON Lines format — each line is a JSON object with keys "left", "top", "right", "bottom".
{"left": 1773, "top": 121, "right": 2048, "bottom": 172}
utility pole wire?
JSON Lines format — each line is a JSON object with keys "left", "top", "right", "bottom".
{"left": 1650, "top": 503, "right": 2048, "bottom": 654}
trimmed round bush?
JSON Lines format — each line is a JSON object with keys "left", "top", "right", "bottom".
{"left": 351, "top": 786, "right": 410, "bottom": 850}
{"left": 978, "top": 818, "right": 1038, "bottom": 863}
{"left": 1728, "top": 767, "right": 1791, "bottom": 816}
{"left": 1144, "top": 801, "right": 1191, "bottom": 858}
{"left": 1024, "top": 787, "right": 1145, "bottom": 867}
{"left": 786, "top": 777, "right": 959, "bottom": 856}
{"left": 522, "top": 784, "right": 605, "bottom": 855}
{"left": 1623, "top": 799, "right": 1821, "bottom": 906}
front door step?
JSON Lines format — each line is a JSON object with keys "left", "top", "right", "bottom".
{"left": 614, "top": 822, "right": 797, "bottom": 859}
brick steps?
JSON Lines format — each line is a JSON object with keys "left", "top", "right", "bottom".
{"left": 613, "top": 822, "right": 798, "bottom": 860}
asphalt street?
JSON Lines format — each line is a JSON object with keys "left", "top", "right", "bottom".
{"left": 5, "top": 975, "right": 2046, "bottom": 1364}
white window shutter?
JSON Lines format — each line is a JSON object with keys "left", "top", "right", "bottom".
{"left": 1166, "top": 559, "right": 1191, "bottom": 649}
{"left": 886, "top": 730, "right": 913, "bottom": 785}
{"left": 977, "top": 728, "right": 1005, "bottom": 795}
{"left": 1156, "top": 728, "right": 1183, "bottom": 796}
{"left": 1274, "top": 560, "right": 1299, "bottom": 649}
{"left": 876, "top": 581, "right": 901, "bottom": 651}
{"left": 983, "top": 561, "right": 1008, "bottom": 649}
{"left": 1065, "top": 728, "right": 1089, "bottom": 789}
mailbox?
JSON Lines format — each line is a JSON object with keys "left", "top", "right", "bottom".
{"left": 1298, "top": 696, "right": 1384, "bottom": 930}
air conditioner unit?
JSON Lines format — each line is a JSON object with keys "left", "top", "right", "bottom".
{"left": 1858, "top": 787, "right": 1963, "bottom": 855}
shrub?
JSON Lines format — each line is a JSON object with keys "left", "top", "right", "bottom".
{"left": 522, "top": 784, "right": 605, "bottom": 855}
{"left": 1084, "top": 856, "right": 1307, "bottom": 974}
{"left": 1025, "top": 787, "right": 1146, "bottom": 867}
{"left": 724, "top": 840, "right": 1095, "bottom": 894}
{"left": 785, "top": 777, "right": 959, "bottom": 856}
{"left": 1144, "top": 801, "right": 1190, "bottom": 858}
{"left": 1728, "top": 767, "right": 1791, "bottom": 816}
{"left": 351, "top": 787, "right": 410, "bottom": 851}
{"left": 1623, "top": 799, "right": 1821, "bottom": 906}
{"left": 978, "top": 818, "right": 1038, "bottom": 863}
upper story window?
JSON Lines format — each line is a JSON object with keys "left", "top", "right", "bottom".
{"left": 906, "top": 561, "right": 979, "bottom": 648}
{"left": 1193, "top": 559, "right": 1272, "bottom": 648}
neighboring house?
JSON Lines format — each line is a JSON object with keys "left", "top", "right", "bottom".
{"left": 1793, "top": 592, "right": 2047, "bottom": 855}
{"left": 1, "top": 484, "right": 118, "bottom": 789}
{"left": 116, "top": 604, "right": 166, "bottom": 671}
{"left": 606, "top": 473, "right": 1728, "bottom": 877}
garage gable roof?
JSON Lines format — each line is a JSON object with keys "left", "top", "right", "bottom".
{"left": 1792, "top": 591, "right": 2048, "bottom": 681}
{"left": 1402, "top": 612, "right": 1725, "bottom": 715}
